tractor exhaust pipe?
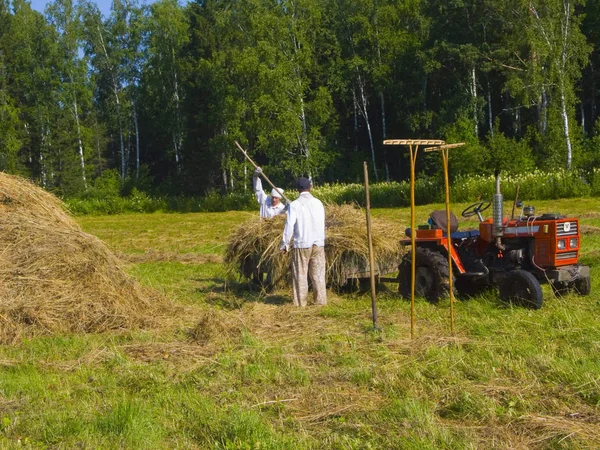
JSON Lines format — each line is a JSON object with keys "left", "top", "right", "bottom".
{"left": 493, "top": 170, "right": 505, "bottom": 250}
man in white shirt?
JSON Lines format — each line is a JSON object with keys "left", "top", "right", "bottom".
{"left": 253, "top": 167, "right": 286, "bottom": 219}
{"left": 280, "top": 177, "right": 327, "bottom": 306}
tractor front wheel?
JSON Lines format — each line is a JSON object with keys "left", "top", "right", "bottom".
{"left": 398, "top": 247, "right": 455, "bottom": 304}
{"left": 572, "top": 276, "right": 591, "bottom": 296}
{"left": 499, "top": 270, "right": 543, "bottom": 309}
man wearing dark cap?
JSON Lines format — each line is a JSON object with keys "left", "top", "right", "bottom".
{"left": 280, "top": 177, "right": 327, "bottom": 306}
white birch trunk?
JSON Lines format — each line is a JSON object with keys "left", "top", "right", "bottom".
{"left": 592, "top": 63, "right": 597, "bottom": 124}
{"left": 353, "top": 89, "right": 359, "bottom": 152}
{"left": 172, "top": 56, "right": 183, "bottom": 172}
{"left": 98, "top": 25, "right": 126, "bottom": 179}
{"left": 39, "top": 148, "right": 46, "bottom": 188}
{"left": 487, "top": 81, "right": 493, "bottom": 136}
{"left": 471, "top": 66, "right": 478, "bottom": 137}
{"left": 298, "top": 86, "right": 309, "bottom": 158}
{"left": 561, "top": 0, "right": 573, "bottom": 169}
{"left": 357, "top": 73, "right": 378, "bottom": 181}
{"left": 221, "top": 153, "right": 228, "bottom": 194}
{"left": 560, "top": 79, "right": 573, "bottom": 169}
{"left": 541, "top": 88, "right": 548, "bottom": 133}
{"left": 380, "top": 91, "right": 389, "bottom": 182}
{"left": 116, "top": 98, "right": 125, "bottom": 179}
{"left": 133, "top": 103, "right": 140, "bottom": 180}
{"left": 73, "top": 99, "right": 87, "bottom": 188}
{"left": 291, "top": 29, "right": 309, "bottom": 162}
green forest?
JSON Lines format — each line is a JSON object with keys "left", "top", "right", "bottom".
{"left": 0, "top": 0, "right": 599, "bottom": 199}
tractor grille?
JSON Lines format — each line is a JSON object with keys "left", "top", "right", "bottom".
{"left": 556, "top": 251, "right": 577, "bottom": 260}
{"left": 557, "top": 221, "right": 578, "bottom": 237}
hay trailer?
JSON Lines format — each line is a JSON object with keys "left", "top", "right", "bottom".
{"left": 229, "top": 205, "right": 404, "bottom": 292}
{"left": 242, "top": 250, "right": 401, "bottom": 291}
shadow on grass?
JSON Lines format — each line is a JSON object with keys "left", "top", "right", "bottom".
{"left": 193, "top": 275, "right": 293, "bottom": 309}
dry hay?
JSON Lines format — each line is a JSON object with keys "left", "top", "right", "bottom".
{"left": 516, "top": 413, "right": 600, "bottom": 448}
{"left": 0, "top": 172, "right": 169, "bottom": 344}
{"left": 224, "top": 203, "right": 405, "bottom": 289}
{"left": 188, "top": 308, "right": 245, "bottom": 345}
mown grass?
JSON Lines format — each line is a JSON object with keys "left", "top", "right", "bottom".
{"left": 1, "top": 199, "right": 600, "bottom": 448}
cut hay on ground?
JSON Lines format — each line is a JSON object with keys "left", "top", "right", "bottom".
{"left": 224, "top": 203, "right": 405, "bottom": 289}
{"left": 0, "top": 172, "right": 169, "bottom": 344}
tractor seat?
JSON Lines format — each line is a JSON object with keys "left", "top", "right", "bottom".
{"left": 403, "top": 210, "right": 480, "bottom": 240}
{"left": 429, "top": 210, "right": 459, "bottom": 233}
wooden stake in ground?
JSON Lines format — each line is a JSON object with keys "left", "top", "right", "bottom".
{"left": 363, "top": 161, "right": 378, "bottom": 330}
{"left": 234, "top": 141, "right": 290, "bottom": 203}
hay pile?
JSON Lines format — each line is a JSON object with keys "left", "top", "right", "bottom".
{"left": 0, "top": 172, "right": 166, "bottom": 344}
{"left": 225, "top": 203, "right": 404, "bottom": 289}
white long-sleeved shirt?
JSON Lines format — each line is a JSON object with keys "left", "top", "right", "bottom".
{"left": 253, "top": 175, "right": 285, "bottom": 219}
{"left": 280, "top": 192, "right": 325, "bottom": 251}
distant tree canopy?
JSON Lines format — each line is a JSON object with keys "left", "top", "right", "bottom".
{"left": 0, "top": 0, "right": 599, "bottom": 197}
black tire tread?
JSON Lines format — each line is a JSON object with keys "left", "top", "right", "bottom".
{"left": 398, "top": 247, "right": 456, "bottom": 304}
{"left": 499, "top": 270, "right": 543, "bottom": 309}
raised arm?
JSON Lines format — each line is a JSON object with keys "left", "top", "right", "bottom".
{"left": 253, "top": 168, "right": 267, "bottom": 205}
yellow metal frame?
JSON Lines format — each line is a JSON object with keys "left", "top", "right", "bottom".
{"left": 383, "top": 140, "right": 465, "bottom": 337}
{"left": 424, "top": 143, "right": 466, "bottom": 335}
{"left": 383, "top": 139, "right": 444, "bottom": 338}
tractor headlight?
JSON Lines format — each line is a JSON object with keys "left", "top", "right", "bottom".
{"left": 569, "top": 238, "right": 578, "bottom": 249}
{"left": 557, "top": 239, "right": 566, "bottom": 250}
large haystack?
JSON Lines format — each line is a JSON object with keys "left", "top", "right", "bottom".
{"left": 225, "top": 203, "right": 405, "bottom": 289}
{"left": 0, "top": 172, "right": 166, "bottom": 344}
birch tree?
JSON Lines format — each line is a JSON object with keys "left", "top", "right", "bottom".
{"left": 47, "top": 0, "right": 93, "bottom": 190}
{"left": 502, "top": 0, "right": 589, "bottom": 168}
{"left": 142, "top": 0, "right": 189, "bottom": 177}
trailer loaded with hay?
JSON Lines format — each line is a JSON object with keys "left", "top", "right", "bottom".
{"left": 225, "top": 204, "right": 404, "bottom": 290}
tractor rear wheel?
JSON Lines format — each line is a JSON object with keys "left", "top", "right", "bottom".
{"left": 398, "top": 247, "right": 455, "bottom": 304}
{"left": 499, "top": 270, "right": 543, "bottom": 309}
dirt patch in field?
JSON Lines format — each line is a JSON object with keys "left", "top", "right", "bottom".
{"left": 0, "top": 173, "right": 173, "bottom": 344}
{"left": 119, "top": 250, "right": 222, "bottom": 264}
{"left": 579, "top": 225, "right": 600, "bottom": 235}
{"left": 581, "top": 212, "right": 600, "bottom": 219}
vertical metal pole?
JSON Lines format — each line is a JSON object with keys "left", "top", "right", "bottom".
{"left": 364, "top": 162, "right": 378, "bottom": 329}
{"left": 409, "top": 144, "right": 419, "bottom": 339}
{"left": 442, "top": 149, "right": 455, "bottom": 334}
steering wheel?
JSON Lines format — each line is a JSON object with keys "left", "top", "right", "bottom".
{"left": 461, "top": 200, "right": 491, "bottom": 218}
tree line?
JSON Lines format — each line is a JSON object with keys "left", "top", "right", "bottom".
{"left": 0, "top": 0, "right": 599, "bottom": 198}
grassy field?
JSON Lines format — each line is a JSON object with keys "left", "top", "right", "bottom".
{"left": 1, "top": 199, "right": 600, "bottom": 449}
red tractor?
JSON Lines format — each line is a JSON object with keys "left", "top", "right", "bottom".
{"left": 398, "top": 172, "right": 591, "bottom": 308}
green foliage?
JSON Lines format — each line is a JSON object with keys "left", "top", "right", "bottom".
{"left": 66, "top": 168, "right": 600, "bottom": 214}
{"left": 484, "top": 127, "right": 535, "bottom": 174}
{"left": 88, "top": 168, "right": 122, "bottom": 198}
{"left": 1, "top": 0, "right": 599, "bottom": 198}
